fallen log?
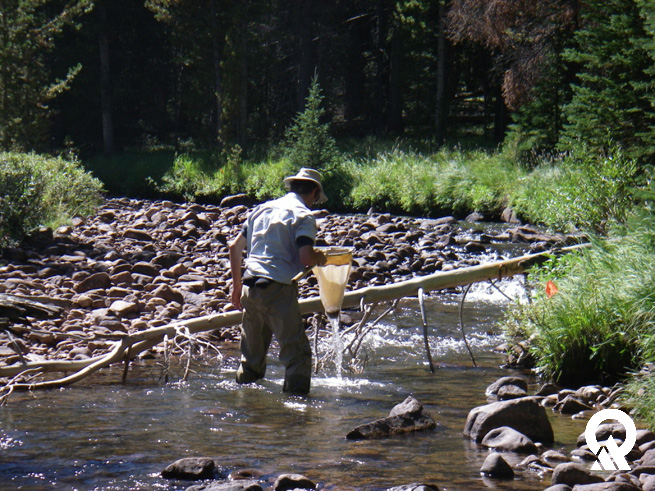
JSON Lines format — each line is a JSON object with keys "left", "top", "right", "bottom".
{"left": 0, "top": 245, "right": 585, "bottom": 391}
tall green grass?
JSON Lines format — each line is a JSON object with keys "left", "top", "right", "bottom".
{"left": 108, "top": 138, "right": 643, "bottom": 233}
{"left": 503, "top": 214, "right": 655, "bottom": 387}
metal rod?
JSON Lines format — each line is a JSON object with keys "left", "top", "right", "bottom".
{"left": 418, "top": 288, "right": 435, "bottom": 373}
{"left": 458, "top": 284, "right": 478, "bottom": 367}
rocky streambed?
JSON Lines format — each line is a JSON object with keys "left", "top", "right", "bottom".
{"left": 0, "top": 197, "right": 579, "bottom": 368}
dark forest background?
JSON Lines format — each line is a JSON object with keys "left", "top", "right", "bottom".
{"left": 3, "top": 0, "right": 655, "bottom": 164}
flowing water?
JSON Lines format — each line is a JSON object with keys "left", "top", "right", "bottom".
{"left": 0, "top": 280, "right": 587, "bottom": 491}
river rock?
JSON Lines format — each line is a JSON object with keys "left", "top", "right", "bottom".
{"left": 386, "top": 484, "right": 439, "bottom": 491}
{"left": 638, "top": 429, "right": 655, "bottom": 447}
{"left": 555, "top": 395, "right": 593, "bottom": 414}
{"left": 544, "top": 486, "right": 573, "bottom": 491}
{"left": 641, "top": 474, "right": 655, "bottom": 491}
{"left": 464, "top": 396, "right": 554, "bottom": 444}
{"left": 273, "top": 474, "right": 316, "bottom": 491}
{"left": 74, "top": 272, "right": 111, "bottom": 293}
{"left": 576, "top": 423, "right": 628, "bottom": 447}
{"left": 346, "top": 396, "right": 436, "bottom": 440}
{"left": 481, "top": 426, "right": 538, "bottom": 454}
{"left": 186, "top": 480, "right": 262, "bottom": 491}
{"left": 551, "top": 463, "right": 604, "bottom": 487}
{"left": 161, "top": 457, "right": 217, "bottom": 480}
{"left": 571, "top": 483, "right": 641, "bottom": 491}
{"left": 109, "top": 300, "right": 139, "bottom": 317}
{"left": 480, "top": 452, "right": 514, "bottom": 479}
{"left": 486, "top": 376, "right": 529, "bottom": 397}
{"left": 642, "top": 449, "right": 655, "bottom": 466}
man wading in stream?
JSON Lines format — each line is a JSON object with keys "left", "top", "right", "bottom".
{"left": 228, "top": 168, "right": 328, "bottom": 395}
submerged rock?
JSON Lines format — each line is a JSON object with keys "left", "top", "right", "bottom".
{"left": 185, "top": 480, "right": 262, "bottom": 491}
{"left": 386, "top": 483, "right": 439, "bottom": 491}
{"left": 346, "top": 396, "right": 436, "bottom": 440}
{"left": 162, "top": 457, "right": 217, "bottom": 480}
{"left": 274, "top": 474, "right": 316, "bottom": 491}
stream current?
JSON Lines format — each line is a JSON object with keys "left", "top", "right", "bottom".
{"left": 1, "top": 230, "right": 587, "bottom": 491}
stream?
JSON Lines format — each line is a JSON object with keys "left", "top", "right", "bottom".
{"left": 0, "top": 279, "right": 587, "bottom": 491}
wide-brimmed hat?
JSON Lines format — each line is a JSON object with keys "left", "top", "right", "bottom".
{"left": 284, "top": 168, "right": 328, "bottom": 204}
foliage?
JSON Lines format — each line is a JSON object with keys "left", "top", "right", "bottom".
{"left": 624, "top": 374, "right": 655, "bottom": 430}
{"left": 559, "top": 0, "right": 655, "bottom": 161}
{"left": 0, "top": 152, "right": 104, "bottom": 246}
{"left": 347, "top": 147, "right": 522, "bottom": 217}
{"left": 0, "top": 0, "right": 91, "bottom": 151}
{"left": 447, "top": 0, "right": 578, "bottom": 111}
{"left": 283, "top": 76, "right": 338, "bottom": 173}
{"left": 505, "top": 51, "right": 572, "bottom": 160}
{"left": 509, "top": 145, "right": 639, "bottom": 233}
{"left": 502, "top": 214, "right": 655, "bottom": 386}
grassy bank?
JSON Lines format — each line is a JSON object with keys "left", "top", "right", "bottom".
{"left": 501, "top": 213, "right": 655, "bottom": 425}
{"left": 0, "top": 152, "right": 104, "bottom": 246}
{"left": 142, "top": 140, "right": 643, "bottom": 233}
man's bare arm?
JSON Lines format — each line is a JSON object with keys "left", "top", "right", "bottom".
{"left": 228, "top": 233, "right": 247, "bottom": 310}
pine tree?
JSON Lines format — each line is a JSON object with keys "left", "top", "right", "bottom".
{"left": 283, "top": 75, "right": 337, "bottom": 172}
{"left": 0, "top": 0, "right": 92, "bottom": 151}
{"left": 559, "top": 0, "right": 655, "bottom": 161}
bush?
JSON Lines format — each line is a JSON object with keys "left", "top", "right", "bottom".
{"left": 0, "top": 152, "right": 104, "bottom": 246}
{"left": 502, "top": 214, "right": 655, "bottom": 386}
{"left": 509, "top": 145, "right": 638, "bottom": 232}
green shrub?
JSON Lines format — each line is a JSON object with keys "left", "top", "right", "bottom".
{"left": 503, "top": 215, "right": 655, "bottom": 386}
{"left": 510, "top": 145, "right": 638, "bottom": 232}
{"left": 0, "top": 152, "right": 104, "bottom": 246}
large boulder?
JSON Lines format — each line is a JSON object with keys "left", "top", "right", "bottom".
{"left": 463, "top": 396, "right": 554, "bottom": 444}
{"left": 346, "top": 396, "right": 436, "bottom": 440}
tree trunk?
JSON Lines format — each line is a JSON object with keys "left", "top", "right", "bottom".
{"left": 374, "top": 0, "right": 387, "bottom": 135}
{"left": 210, "top": 0, "right": 223, "bottom": 144}
{"left": 296, "top": 0, "right": 313, "bottom": 111}
{"left": 98, "top": 0, "right": 114, "bottom": 156}
{"left": 493, "top": 85, "right": 508, "bottom": 144}
{"left": 435, "top": 0, "right": 448, "bottom": 145}
{"left": 237, "top": 7, "right": 248, "bottom": 148}
{"left": 386, "top": 28, "right": 403, "bottom": 134}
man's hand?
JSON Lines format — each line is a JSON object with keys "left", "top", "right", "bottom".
{"left": 299, "top": 245, "right": 327, "bottom": 268}
{"left": 231, "top": 282, "right": 243, "bottom": 311}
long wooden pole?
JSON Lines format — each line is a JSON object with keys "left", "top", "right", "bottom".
{"left": 0, "top": 245, "right": 584, "bottom": 388}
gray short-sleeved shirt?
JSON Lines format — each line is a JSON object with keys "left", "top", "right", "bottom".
{"left": 243, "top": 192, "right": 317, "bottom": 284}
